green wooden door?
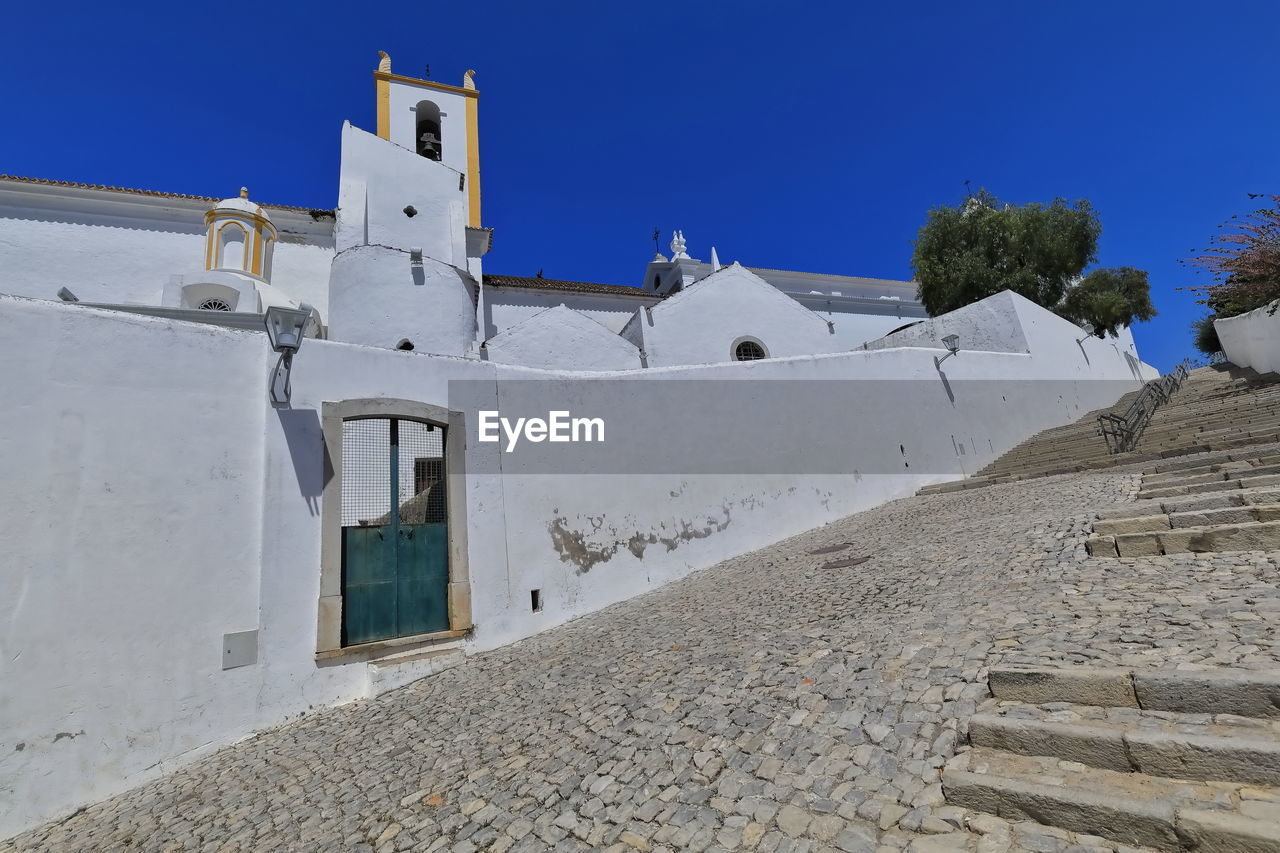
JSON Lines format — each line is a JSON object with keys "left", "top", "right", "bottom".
{"left": 341, "top": 418, "right": 450, "bottom": 646}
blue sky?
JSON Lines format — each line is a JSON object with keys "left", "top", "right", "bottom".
{"left": 4, "top": 1, "right": 1277, "bottom": 371}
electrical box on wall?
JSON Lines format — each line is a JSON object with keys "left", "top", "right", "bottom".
{"left": 222, "top": 630, "right": 258, "bottom": 670}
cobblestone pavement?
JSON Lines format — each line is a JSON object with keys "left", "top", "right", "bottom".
{"left": 8, "top": 469, "right": 1280, "bottom": 853}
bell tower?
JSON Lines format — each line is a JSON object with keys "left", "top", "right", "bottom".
{"left": 325, "top": 53, "right": 490, "bottom": 357}
{"left": 373, "top": 52, "right": 482, "bottom": 228}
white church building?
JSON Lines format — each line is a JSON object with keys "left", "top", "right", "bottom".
{"left": 0, "top": 55, "right": 1154, "bottom": 839}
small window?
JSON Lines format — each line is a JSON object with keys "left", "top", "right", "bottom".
{"left": 199, "top": 298, "right": 232, "bottom": 311}
{"left": 733, "top": 339, "right": 767, "bottom": 361}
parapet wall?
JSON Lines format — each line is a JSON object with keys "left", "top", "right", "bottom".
{"left": 0, "top": 289, "right": 1156, "bottom": 839}
{"left": 1216, "top": 301, "right": 1280, "bottom": 374}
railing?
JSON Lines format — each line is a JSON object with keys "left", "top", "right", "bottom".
{"left": 1097, "top": 362, "right": 1191, "bottom": 454}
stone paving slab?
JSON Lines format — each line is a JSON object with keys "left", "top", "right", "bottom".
{"left": 6, "top": 468, "right": 1280, "bottom": 852}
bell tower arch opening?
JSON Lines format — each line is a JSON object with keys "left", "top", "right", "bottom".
{"left": 414, "top": 100, "right": 443, "bottom": 161}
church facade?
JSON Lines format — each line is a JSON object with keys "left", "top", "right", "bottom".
{"left": 0, "top": 55, "right": 1153, "bottom": 840}
{"left": 0, "top": 53, "right": 935, "bottom": 370}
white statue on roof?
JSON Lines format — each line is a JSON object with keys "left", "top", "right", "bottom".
{"left": 670, "top": 230, "right": 690, "bottom": 260}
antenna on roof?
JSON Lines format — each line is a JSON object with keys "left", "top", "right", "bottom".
{"left": 536, "top": 269, "right": 544, "bottom": 278}
{"left": 424, "top": 64, "right": 430, "bottom": 78}
{"left": 964, "top": 179, "right": 973, "bottom": 199}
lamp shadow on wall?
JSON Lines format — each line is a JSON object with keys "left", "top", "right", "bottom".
{"left": 934, "top": 365, "right": 956, "bottom": 405}
{"left": 276, "top": 408, "right": 331, "bottom": 516}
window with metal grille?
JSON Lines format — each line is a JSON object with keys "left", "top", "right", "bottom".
{"left": 734, "top": 339, "right": 767, "bottom": 361}
{"left": 341, "top": 418, "right": 446, "bottom": 527}
{"left": 199, "top": 298, "right": 232, "bottom": 311}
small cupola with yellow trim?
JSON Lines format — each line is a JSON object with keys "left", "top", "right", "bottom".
{"left": 205, "top": 187, "right": 277, "bottom": 282}
{"left": 163, "top": 187, "right": 311, "bottom": 319}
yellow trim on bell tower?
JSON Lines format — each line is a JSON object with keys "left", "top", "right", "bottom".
{"left": 465, "top": 89, "right": 481, "bottom": 228}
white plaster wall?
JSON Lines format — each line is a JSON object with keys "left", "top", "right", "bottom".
{"left": 864, "top": 291, "right": 1030, "bottom": 353}
{"left": 326, "top": 245, "right": 477, "bottom": 355}
{"left": 624, "top": 265, "right": 843, "bottom": 366}
{"left": 483, "top": 306, "right": 641, "bottom": 371}
{"left": 821, "top": 311, "right": 922, "bottom": 351}
{"left": 0, "top": 187, "right": 335, "bottom": 315}
{"left": 483, "top": 287, "right": 658, "bottom": 337}
{"left": 0, "top": 298, "right": 268, "bottom": 837}
{"left": 333, "top": 123, "right": 467, "bottom": 265}
{"left": 0, "top": 289, "right": 1157, "bottom": 839}
{"left": 1215, "top": 301, "right": 1280, "bottom": 375}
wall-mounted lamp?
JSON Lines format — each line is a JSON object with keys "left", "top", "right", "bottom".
{"left": 934, "top": 334, "right": 961, "bottom": 368}
{"left": 57, "top": 287, "right": 79, "bottom": 302}
{"left": 264, "top": 303, "right": 314, "bottom": 405}
{"left": 410, "top": 247, "right": 424, "bottom": 267}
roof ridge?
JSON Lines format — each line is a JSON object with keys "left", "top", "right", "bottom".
{"left": 0, "top": 174, "right": 331, "bottom": 214}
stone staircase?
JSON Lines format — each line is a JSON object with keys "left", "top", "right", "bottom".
{"left": 943, "top": 666, "right": 1280, "bottom": 852}
{"left": 919, "top": 365, "right": 1280, "bottom": 496}
{"left": 1085, "top": 449, "right": 1280, "bottom": 557}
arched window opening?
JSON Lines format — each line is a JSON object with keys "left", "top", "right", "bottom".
{"left": 652, "top": 274, "right": 661, "bottom": 290}
{"left": 414, "top": 100, "right": 442, "bottom": 161}
{"left": 733, "top": 339, "right": 767, "bottom": 361}
{"left": 218, "top": 223, "right": 247, "bottom": 271}
{"left": 199, "top": 298, "right": 232, "bottom": 311}
{"left": 397, "top": 339, "right": 415, "bottom": 351}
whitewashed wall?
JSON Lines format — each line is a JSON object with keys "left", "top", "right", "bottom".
{"left": 0, "top": 289, "right": 1155, "bottom": 839}
{"left": 483, "top": 287, "right": 660, "bottom": 337}
{"left": 622, "top": 265, "right": 844, "bottom": 366}
{"left": 0, "top": 183, "right": 335, "bottom": 315}
{"left": 483, "top": 305, "right": 641, "bottom": 370}
{"left": 1215, "top": 301, "right": 1280, "bottom": 375}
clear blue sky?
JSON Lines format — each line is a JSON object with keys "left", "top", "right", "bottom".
{"left": 4, "top": 1, "right": 1277, "bottom": 372}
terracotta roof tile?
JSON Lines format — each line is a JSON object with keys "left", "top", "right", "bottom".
{"left": 0, "top": 174, "right": 332, "bottom": 216}
{"left": 484, "top": 274, "right": 657, "bottom": 298}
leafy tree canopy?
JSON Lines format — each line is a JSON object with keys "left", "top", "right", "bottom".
{"left": 1058, "top": 267, "right": 1157, "bottom": 339}
{"left": 1182, "top": 194, "right": 1280, "bottom": 318}
{"left": 911, "top": 190, "right": 1101, "bottom": 316}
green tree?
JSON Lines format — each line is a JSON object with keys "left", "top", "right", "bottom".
{"left": 911, "top": 190, "right": 1102, "bottom": 315}
{"left": 1190, "top": 314, "right": 1221, "bottom": 355}
{"left": 1058, "top": 267, "right": 1157, "bottom": 338}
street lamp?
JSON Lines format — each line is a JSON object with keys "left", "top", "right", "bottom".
{"left": 934, "top": 334, "right": 961, "bottom": 368}
{"left": 264, "top": 303, "right": 314, "bottom": 405}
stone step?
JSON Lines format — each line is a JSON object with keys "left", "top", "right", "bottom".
{"left": 366, "top": 646, "right": 464, "bottom": 698}
{"left": 1138, "top": 472, "right": 1280, "bottom": 501}
{"left": 1144, "top": 446, "right": 1280, "bottom": 476}
{"left": 969, "top": 704, "right": 1280, "bottom": 785}
{"left": 943, "top": 747, "right": 1280, "bottom": 852}
{"left": 1088, "top": 518, "right": 1280, "bottom": 557}
{"left": 1092, "top": 499, "right": 1280, "bottom": 536}
{"left": 987, "top": 666, "right": 1280, "bottom": 717}
{"left": 1095, "top": 486, "right": 1280, "bottom": 524}
{"left": 1143, "top": 455, "right": 1280, "bottom": 484}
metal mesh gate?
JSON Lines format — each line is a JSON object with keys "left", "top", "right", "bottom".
{"left": 341, "top": 419, "right": 446, "bottom": 526}
{"left": 340, "top": 417, "right": 449, "bottom": 644}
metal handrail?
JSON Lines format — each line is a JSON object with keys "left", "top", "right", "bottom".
{"left": 1097, "top": 362, "right": 1191, "bottom": 454}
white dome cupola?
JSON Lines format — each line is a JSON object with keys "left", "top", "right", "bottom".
{"left": 204, "top": 187, "right": 277, "bottom": 282}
